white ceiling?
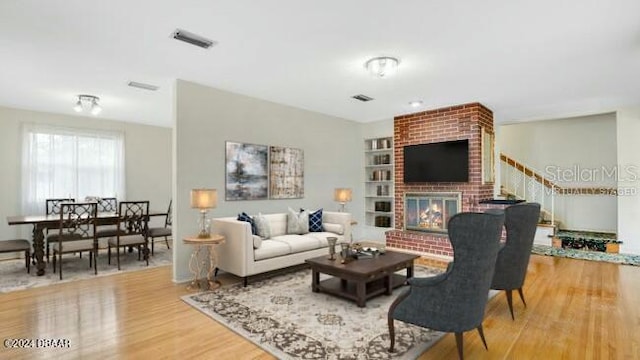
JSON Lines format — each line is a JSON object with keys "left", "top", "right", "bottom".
{"left": 0, "top": 0, "right": 638, "bottom": 128}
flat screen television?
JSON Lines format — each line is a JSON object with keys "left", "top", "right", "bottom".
{"left": 403, "top": 140, "right": 469, "bottom": 182}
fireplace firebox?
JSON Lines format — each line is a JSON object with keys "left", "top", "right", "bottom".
{"left": 404, "top": 192, "right": 462, "bottom": 234}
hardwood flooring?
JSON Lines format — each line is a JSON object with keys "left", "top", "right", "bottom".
{"left": 0, "top": 254, "right": 638, "bottom": 359}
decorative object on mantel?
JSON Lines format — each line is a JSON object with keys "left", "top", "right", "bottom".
{"left": 191, "top": 189, "right": 217, "bottom": 238}
{"left": 225, "top": 142, "right": 269, "bottom": 201}
{"left": 269, "top": 146, "right": 304, "bottom": 199}
{"left": 334, "top": 188, "right": 352, "bottom": 212}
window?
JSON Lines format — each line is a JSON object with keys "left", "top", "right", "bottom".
{"left": 21, "top": 124, "right": 125, "bottom": 214}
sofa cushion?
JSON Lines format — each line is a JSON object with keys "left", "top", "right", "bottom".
{"left": 307, "top": 208, "right": 323, "bottom": 232}
{"left": 266, "top": 213, "right": 287, "bottom": 237}
{"left": 252, "top": 235, "right": 262, "bottom": 249}
{"left": 306, "top": 232, "right": 345, "bottom": 246}
{"left": 287, "top": 208, "right": 309, "bottom": 234}
{"left": 237, "top": 212, "right": 257, "bottom": 235}
{"left": 322, "top": 222, "right": 344, "bottom": 235}
{"left": 254, "top": 239, "right": 291, "bottom": 261}
{"left": 271, "top": 235, "right": 322, "bottom": 253}
{"left": 254, "top": 213, "right": 271, "bottom": 239}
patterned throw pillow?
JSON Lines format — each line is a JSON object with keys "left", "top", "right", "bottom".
{"left": 237, "top": 212, "right": 257, "bottom": 235}
{"left": 254, "top": 213, "right": 272, "bottom": 239}
{"left": 287, "top": 207, "right": 309, "bottom": 234}
{"left": 307, "top": 208, "right": 323, "bottom": 232}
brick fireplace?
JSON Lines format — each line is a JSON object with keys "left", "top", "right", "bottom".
{"left": 386, "top": 102, "right": 494, "bottom": 257}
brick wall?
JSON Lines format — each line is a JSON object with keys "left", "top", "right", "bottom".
{"left": 386, "top": 102, "right": 494, "bottom": 257}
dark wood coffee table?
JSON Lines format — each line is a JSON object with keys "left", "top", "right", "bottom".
{"left": 305, "top": 250, "right": 420, "bottom": 307}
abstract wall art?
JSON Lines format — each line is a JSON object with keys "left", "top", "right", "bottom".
{"left": 225, "top": 142, "right": 269, "bottom": 201}
{"left": 269, "top": 146, "right": 304, "bottom": 199}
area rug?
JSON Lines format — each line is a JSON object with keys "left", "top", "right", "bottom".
{"left": 532, "top": 244, "right": 640, "bottom": 266}
{"left": 182, "top": 266, "right": 447, "bottom": 360}
{"left": 0, "top": 243, "right": 172, "bottom": 293}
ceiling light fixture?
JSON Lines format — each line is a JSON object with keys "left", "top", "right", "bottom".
{"left": 74, "top": 95, "right": 102, "bottom": 116}
{"left": 172, "top": 29, "right": 216, "bottom": 49}
{"left": 409, "top": 100, "right": 424, "bottom": 108}
{"left": 364, "top": 56, "right": 400, "bottom": 78}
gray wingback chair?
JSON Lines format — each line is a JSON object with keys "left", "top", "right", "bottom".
{"left": 388, "top": 212, "right": 505, "bottom": 360}
{"left": 490, "top": 202, "right": 541, "bottom": 319}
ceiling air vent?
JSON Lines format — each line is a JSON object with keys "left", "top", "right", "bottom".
{"left": 127, "top": 81, "right": 159, "bottom": 91}
{"left": 352, "top": 94, "right": 374, "bottom": 102}
{"left": 172, "top": 29, "right": 216, "bottom": 49}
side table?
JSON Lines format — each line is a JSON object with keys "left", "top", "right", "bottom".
{"left": 183, "top": 234, "right": 225, "bottom": 291}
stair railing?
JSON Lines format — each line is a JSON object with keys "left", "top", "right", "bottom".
{"left": 500, "top": 153, "right": 557, "bottom": 225}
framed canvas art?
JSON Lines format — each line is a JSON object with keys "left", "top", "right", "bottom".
{"left": 225, "top": 142, "right": 269, "bottom": 200}
{"left": 269, "top": 146, "right": 304, "bottom": 199}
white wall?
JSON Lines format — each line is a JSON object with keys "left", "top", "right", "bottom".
{"left": 616, "top": 107, "right": 640, "bottom": 255}
{"left": 499, "top": 113, "right": 617, "bottom": 231}
{"left": 173, "top": 80, "right": 361, "bottom": 282}
{"left": 0, "top": 106, "right": 172, "bottom": 240}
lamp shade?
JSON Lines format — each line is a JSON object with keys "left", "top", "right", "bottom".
{"left": 190, "top": 189, "right": 217, "bottom": 209}
{"left": 334, "top": 188, "right": 353, "bottom": 203}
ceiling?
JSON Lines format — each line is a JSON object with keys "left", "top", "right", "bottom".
{"left": 0, "top": 0, "right": 638, "bottom": 128}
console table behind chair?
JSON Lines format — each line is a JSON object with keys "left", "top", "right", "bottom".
{"left": 183, "top": 234, "right": 225, "bottom": 291}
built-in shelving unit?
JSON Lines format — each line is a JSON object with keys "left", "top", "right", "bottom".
{"left": 364, "top": 137, "right": 394, "bottom": 228}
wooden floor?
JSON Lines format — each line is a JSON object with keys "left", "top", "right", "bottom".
{"left": 0, "top": 254, "right": 638, "bottom": 359}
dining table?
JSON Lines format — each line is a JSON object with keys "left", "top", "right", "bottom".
{"left": 7, "top": 210, "right": 166, "bottom": 276}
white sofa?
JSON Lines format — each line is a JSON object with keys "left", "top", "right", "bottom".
{"left": 213, "top": 211, "right": 352, "bottom": 286}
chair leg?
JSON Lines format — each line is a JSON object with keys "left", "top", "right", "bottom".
{"left": 517, "top": 287, "right": 527, "bottom": 307}
{"left": 117, "top": 246, "right": 121, "bottom": 270}
{"left": 52, "top": 251, "right": 57, "bottom": 273}
{"left": 46, "top": 241, "right": 49, "bottom": 263}
{"left": 455, "top": 332, "right": 464, "bottom": 360}
{"left": 25, "top": 250, "right": 30, "bottom": 273}
{"left": 477, "top": 325, "right": 488, "bottom": 350}
{"left": 108, "top": 245, "right": 111, "bottom": 265}
{"left": 138, "top": 245, "right": 141, "bottom": 261}
{"left": 94, "top": 249, "right": 98, "bottom": 275}
{"left": 151, "top": 238, "right": 155, "bottom": 256}
{"left": 58, "top": 252, "right": 63, "bottom": 280}
{"left": 89, "top": 251, "right": 92, "bottom": 267}
{"left": 387, "top": 290, "right": 410, "bottom": 353}
{"left": 505, "top": 290, "right": 515, "bottom": 320}
{"left": 165, "top": 236, "right": 170, "bottom": 249}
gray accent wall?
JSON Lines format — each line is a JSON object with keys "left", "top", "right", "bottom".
{"left": 173, "top": 80, "right": 361, "bottom": 282}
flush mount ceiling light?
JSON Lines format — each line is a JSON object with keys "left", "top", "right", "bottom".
{"left": 364, "top": 56, "right": 400, "bottom": 78}
{"left": 73, "top": 95, "right": 102, "bottom": 115}
{"left": 409, "top": 100, "right": 424, "bottom": 108}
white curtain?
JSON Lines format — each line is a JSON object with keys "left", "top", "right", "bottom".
{"left": 21, "top": 124, "right": 125, "bottom": 215}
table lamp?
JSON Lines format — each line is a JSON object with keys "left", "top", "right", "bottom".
{"left": 334, "top": 188, "right": 352, "bottom": 212}
{"left": 190, "top": 188, "right": 217, "bottom": 238}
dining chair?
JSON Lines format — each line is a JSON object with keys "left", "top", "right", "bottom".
{"left": 86, "top": 197, "right": 120, "bottom": 245}
{"left": 52, "top": 202, "right": 98, "bottom": 280}
{"left": 45, "top": 198, "right": 75, "bottom": 262}
{"left": 108, "top": 201, "right": 150, "bottom": 270}
{"left": 490, "top": 202, "right": 541, "bottom": 319}
{"left": 388, "top": 212, "right": 505, "bottom": 360}
{"left": 0, "top": 239, "right": 31, "bottom": 273}
{"left": 147, "top": 200, "right": 172, "bottom": 255}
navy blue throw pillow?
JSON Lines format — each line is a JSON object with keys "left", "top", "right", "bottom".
{"left": 308, "top": 208, "right": 323, "bottom": 232}
{"left": 237, "top": 212, "right": 257, "bottom": 235}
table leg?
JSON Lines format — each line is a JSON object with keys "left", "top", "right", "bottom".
{"left": 356, "top": 282, "right": 366, "bottom": 307}
{"left": 384, "top": 275, "right": 392, "bottom": 295}
{"left": 311, "top": 269, "right": 320, "bottom": 292}
{"left": 206, "top": 244, "right": 221, "bottom": 290}
{"left": 187, "top": 246, "right": 203, "bottom": 290}
{"left": 33, "top": 224, "right": 46, "bottom": 276}
{"left": 406, "top": 263, "right": 415, "bottom": 279}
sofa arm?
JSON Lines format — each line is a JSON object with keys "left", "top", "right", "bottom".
{"left": 322, "top": 211, "right": 352, "bottom": 241}
{"left": 211, "top": 217, "right": 253, "bottom": 277}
